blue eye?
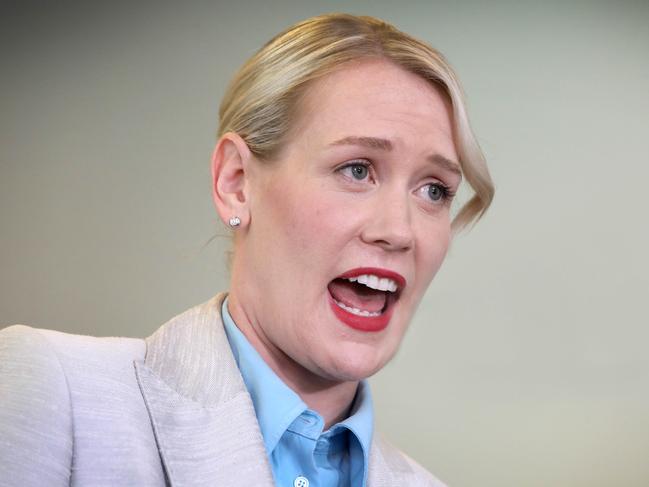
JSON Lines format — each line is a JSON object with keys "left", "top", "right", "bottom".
{"left": 339, "top": 161, "right": 371, "bottom": 181}
{"left": 428, "top": 184, "right": 445, "bottom": 201}
{"left": 349, "top": 164, "right": 369, "bottom": 180}
{"left": 424, "top": 183, "right": 453, "bottom": 203}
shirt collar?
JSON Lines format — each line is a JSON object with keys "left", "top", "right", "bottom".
{"left": 221, "top": 296, "right": 374, "bottom": 459}
{"left": 337, "top": 379, "right": 373, "bottom": 466}
{"left": 222, "top": 297, "right": 305, "bottom": 454}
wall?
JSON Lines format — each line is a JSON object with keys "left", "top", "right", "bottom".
{"left": 1, "top": 1, "right": 648, "bottom": 485}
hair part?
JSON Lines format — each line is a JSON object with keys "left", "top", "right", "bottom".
{"left": 218, "top": 13, "right": 494, "bottom": 232}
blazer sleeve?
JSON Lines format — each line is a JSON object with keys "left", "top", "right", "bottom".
{"left": 0, "top": 325, "right": 73, "bottom": 487}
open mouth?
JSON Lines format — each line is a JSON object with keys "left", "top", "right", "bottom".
{"left": 327, "top": 268, "right": 405, "bottom": 332}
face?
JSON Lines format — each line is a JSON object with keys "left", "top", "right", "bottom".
{"left": 230, "top": 59, "right": 462, "bottom": 385}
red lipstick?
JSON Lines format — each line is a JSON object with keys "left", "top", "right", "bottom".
{"left": 328, "top": 267, "right": 406, "bottom": 332}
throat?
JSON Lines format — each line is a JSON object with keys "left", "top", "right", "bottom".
{"left": 327, "top": 279, "right": 387, "bottom": 313}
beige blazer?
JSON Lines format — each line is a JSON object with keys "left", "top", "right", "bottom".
{"left": 0, "top": 293, "right": 446, "bottom": 486}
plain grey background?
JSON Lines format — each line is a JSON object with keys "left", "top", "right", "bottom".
{"left": 1, "top": 1, "right": 648, "bottom": 486}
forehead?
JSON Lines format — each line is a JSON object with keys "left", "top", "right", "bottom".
{"left": 289, "top": 59, "right": 456, "bottom": 155}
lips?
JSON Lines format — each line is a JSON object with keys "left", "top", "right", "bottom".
{"left": 327, "top": 267, "right": 406, "bottom": 332}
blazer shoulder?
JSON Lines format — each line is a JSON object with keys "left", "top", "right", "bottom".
{"left": 0, "top": 325, "right": 75, "bottom": 486}
{"left": 0, "top": 325, "right": 149, "bottom": 486}
{"left": 371, "top": 432, "right": 448, "bottom": 487}
{"left": 2, "top": 323, "right": 146, "bottom": 371}
{"left": 0, "top": 324, "right": 77, "bottom": 380}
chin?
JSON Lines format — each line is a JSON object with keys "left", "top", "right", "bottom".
{"left": 322, "top": 345, "right": 394, "bottom": 382}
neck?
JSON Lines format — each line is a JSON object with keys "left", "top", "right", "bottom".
{"left": 281, "top": 364, "right": 359, "bottom": 429}
{"left": 226, "top": 293, "right": 359, "bottom": 429}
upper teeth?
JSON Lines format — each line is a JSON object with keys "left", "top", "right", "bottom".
{"left": 345, "top": 274, "right": 398, "bottom": 292}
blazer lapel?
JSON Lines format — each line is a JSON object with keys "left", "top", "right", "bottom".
{"left": 134, "top": 293, "right": 275, "bottom": 487}
{"left": 367, "top": 433, "right": 410, "bottom": 487}
{"left": 368, "top": 432, "right": 446, "bottom": 487}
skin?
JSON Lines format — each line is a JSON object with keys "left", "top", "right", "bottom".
{"left": 211, "top": 59, "right": 462, "bottom": 428}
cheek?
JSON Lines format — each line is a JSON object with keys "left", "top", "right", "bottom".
{"left": 416, "top": 221, "right": 452, "bottom": 285}
{"left": 259, "top": 179, "right": 312, "bottom": 250}
{"left": 257, "top": 179, "right": 351, "bottom": 298}
{"left": 288, "top": 187, "right": 356, "bottom": 253}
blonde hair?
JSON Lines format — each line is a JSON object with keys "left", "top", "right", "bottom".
{"left": 218, "top": 13, "right": 494, "bottom": 231}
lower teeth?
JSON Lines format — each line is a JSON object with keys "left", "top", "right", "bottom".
{"left": 333, "top": 299, "right": 382, "bottom": 317}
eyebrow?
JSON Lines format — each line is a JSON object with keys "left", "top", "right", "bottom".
{"left": 330, "top": 135, "right": 393, "bottom": 151}
{"left": 329, "top": 135, "right": 462, "bottom": 177}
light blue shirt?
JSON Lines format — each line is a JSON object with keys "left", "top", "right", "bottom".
{"left": 222, "top": 297, "right": 373, "bottom": 487}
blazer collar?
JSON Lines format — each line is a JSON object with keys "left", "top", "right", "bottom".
{"left": 134, "top": 293, "right": 275, "bottom": 487}
{"left": 134, "top": 292, "right": 423, "bottom": 486}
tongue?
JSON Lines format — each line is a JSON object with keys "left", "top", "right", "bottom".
{"left": 328, "top": 279, "right": 387, "bottom": 313}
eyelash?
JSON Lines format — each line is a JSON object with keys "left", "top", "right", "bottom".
{"left": 337, "top": 160, "right": 456, "bottom": 204}
{"left": 422, "top": 182, "right": 456, "bottom": 203}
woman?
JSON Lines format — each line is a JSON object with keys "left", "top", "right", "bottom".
{"left": 0, "top": 13, "right": 493, "bottom": 487}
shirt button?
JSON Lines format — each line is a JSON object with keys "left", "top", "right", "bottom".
{"left": 294, "top": 476, "right": 309, "bottom": 487}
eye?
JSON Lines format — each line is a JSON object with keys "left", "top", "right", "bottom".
{"left": 338, "top": 160, "right": 371, "bottom": 181}
{"left": 421, "top": 182, "right": 454, "bottom": 203}
{"left": 428, "top": 184, "right": 445, "bottom": 201}
{"left": 350, "top": 164, "right": 368, "bottom": 180}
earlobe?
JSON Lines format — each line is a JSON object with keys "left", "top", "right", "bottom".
{"left": 210, "top": 132, "right": 252, "bottom": 229}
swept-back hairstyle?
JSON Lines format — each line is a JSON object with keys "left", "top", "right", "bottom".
{"left": 218, "top": 13, "right": 494, "bottom": 231}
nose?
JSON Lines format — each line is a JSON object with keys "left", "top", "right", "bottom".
{"left": 360, "top": 191, "right": 415, "bottom": 252}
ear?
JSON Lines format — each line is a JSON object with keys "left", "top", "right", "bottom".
{"left": 210, "top": 132, "right": 253, "bottom": 229}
